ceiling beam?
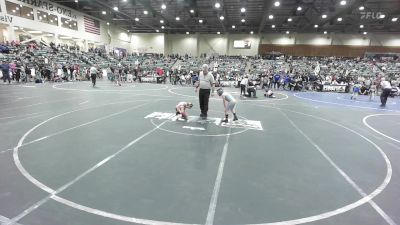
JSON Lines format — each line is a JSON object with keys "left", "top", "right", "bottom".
{"left": 218, "top": 0, "right": 228, "bottom": 33}
{"left": 318, "top": 0, "right": 367, "bottom": 28}
{"left": 257, "top": 0, "right": 270, "bottom": 34}
{"left": 135, "top": 0, "right": 190, "bottom": 33}
{"left": 93, "top": 0, "right": 157, "bottom": 31}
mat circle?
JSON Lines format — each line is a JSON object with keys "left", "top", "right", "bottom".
{"left": 149, "top": 109, "right": 250, "bottom": 137}
{"left": 363, "top": 114, "right": 400, "bottom": 144}
{"left": 13, "top": 102, "right": 392, "bottom": 225}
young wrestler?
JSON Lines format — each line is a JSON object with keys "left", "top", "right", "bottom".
{"left": 350, "top": 82, "right": 361, "bottom": 100}
{"left": 217, "top": 88, "right": 238, "bottom": 123}
{"left": 369, "top": 84, "right": 377, "bottom": 101}
{"left": 175, "top": 102, "right": 193, "bottom": 120}
{"left": 264, "top": 89, "right": 276, "bottom": 98}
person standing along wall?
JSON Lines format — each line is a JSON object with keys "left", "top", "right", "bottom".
{"left": 195, "top": 64, "right": 215, "bottom": 119}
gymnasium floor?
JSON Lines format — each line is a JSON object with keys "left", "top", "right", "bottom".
{"left": 0, "top": 81, "right": 399, "bottom": 225}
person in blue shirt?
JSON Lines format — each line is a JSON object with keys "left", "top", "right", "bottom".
{"left": 1, "top": 62, "right": 11, "bottom": 84}
{"left": 351, "top": 82, "right": 361, "bottom": 100}
{"left": 273, "top": 72, "right": 281, "bottom": 89}
{"left": 283, "top": 74, "right": 291, "bottom": 90}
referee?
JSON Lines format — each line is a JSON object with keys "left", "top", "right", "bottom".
{"left": 195, "top": 64, "right": 215, "bottom": 119}
{"left": 90, "top": 66, "right": 98, "bottom": 87}
{"left": 380, "top": 77, "right": 392, "bottom": 107}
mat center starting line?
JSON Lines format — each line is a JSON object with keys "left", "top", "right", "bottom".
{"left": 145, "top": 112, "right": 263, "bottom": 131}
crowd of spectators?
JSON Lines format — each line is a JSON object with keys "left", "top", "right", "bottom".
{"left": 1, "top": 40, "right": 399, "bottom": 97}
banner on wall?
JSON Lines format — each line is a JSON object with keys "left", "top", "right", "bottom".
{"left": 15, "top": 0, "right": 78, "bottom": 19}
{"left": 233, "top": 40, "right": 251, "bottom": 49}
{"left": 0, "top": 14, "right": 14, "bottom": 24}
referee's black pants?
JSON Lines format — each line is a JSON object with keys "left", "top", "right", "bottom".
{"left": 199, "top": 88, "right": 211, "bottom": 117}
{"left": 380, "top": 88, "right": 391, "bottom": 106}
{"left": 91, "top": 74, "right": 96, "bottom": 86}
{"left": 240, "top": 84, "right": 246, "bottom": 95}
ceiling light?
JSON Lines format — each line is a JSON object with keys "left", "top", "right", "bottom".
{"left": 199, "top": 19, "right": 203, "bottom": 23}
{"left": 161, "top": 26, "right": 165, "bottom": 29}
{"left": 190, "top": 9, "right": 195, "bottom": 13}
{"left": 324, "top": 31, "right": 327, "bottom": 34}
{"left": 107, "top": 22, "right": 110, "bottom": 25}
{"left": 241, "top": 19, "right": 245, "bottom": 23}
{"left": 360, "top": 24, "right": 364, "bottom": 28}
{"left": 322, "top": 14, "right": 327, "bottom": 18}
{"left": 297, "top": 6, "right": 302, "bottom": 11}
{"left": 288, "top": 18, "right": 292, "bottom": 22}
{"left": 271, "top": 24, "right": 275, "bottom": 28}
{"left": 286, "top": 31, "right": 290, "bottom": 34}
{"left": 337, "top": 17, "right": 342, "bottom": 21}
{"left": 102, "top": 11, "right": 106, "bottom": 15}
{"left": 156, "top": 29, "right": 159, "bottom": 32}
{"left": 340, "top": 0, "right": 346, "bottom": 6}
{"left": 314, "top": 24, "right": 318, "bottom": 28}
{"left": 241, "top": 7, "right": 246, "bottom": 13}
{"left": 59, "top": 36, "right": 72, "bottom": 39}
{"left": 161, "top": 4, "right": 166, "bottom": 9}
{"left": 43, "top": 15, "right": 47, "bottom": 18}
{"left": 219, "top": 16, "right": 224, "bottom": 20}
{"left": 135, "top": 17, "right": 139, "bottom": 21}
{"left": 28, "top": 31, "right": 43, "bottom": 34}
{"left": 379, "top": 14, "right": 385, "bottom": 19}
{"left": 144, "top": 10, "right": 148, "bottom": 15}
{"left": 250, "top": 31, "right": 254, "bottom": 34}
{"left": 232, "top": 25, "right": 236, "bottom": 29}
{"left": 160, "top": 20, "right": 164, "bottom": 23}
{"left": 176, "top": 17, "right": 180, "bottom": 21}
{"left": 186, "top": 32, "right": 189, "bottom": 34}
{"left": 12, "top": 10, "right": 15, "bottom": 13}
{"left": 113, "top": 6, "right": 118, "bottom": 11}
{"left": 274, "top": 1, "right": 280, "bottom": 7}
{"left": 392, "top": 18, "right": 398, "bottom": 22}
{"left": 269, "top": 15, "right": 274, "bottom": 19}
{"left": 215, "top": 2, "right": 221, "bottom": 8}
{"left": 75, "top": 0, "right": 78, "bottom": 2}
{"left": 217, "top": 31, "right": 221, "bottom": 34}
{"left": 359, "top": 6, "right": 364, "bottom": 11}
{"left": 363, "top": 31, "right": 367, "bottom": 35}
{"left": 27, "top": 13, "right": 30, "bottom": 16}
{"left": 16, "top": 7, "right": 19, "bottom": 10}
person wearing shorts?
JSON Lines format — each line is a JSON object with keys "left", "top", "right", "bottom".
{"left": 175, "top": 102, "right": 193, "bottom": 120}
{"left": 368, "top": 84, "right": 376, "bottom": 101}
{"left": 264, "top": 89, "right": 276, "bottom": 98}
{"left": 217, "top": 88, "right": 238, "bottom": 123}
{"left": 351, "top": 83, "right": 361, "bottom": 100}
